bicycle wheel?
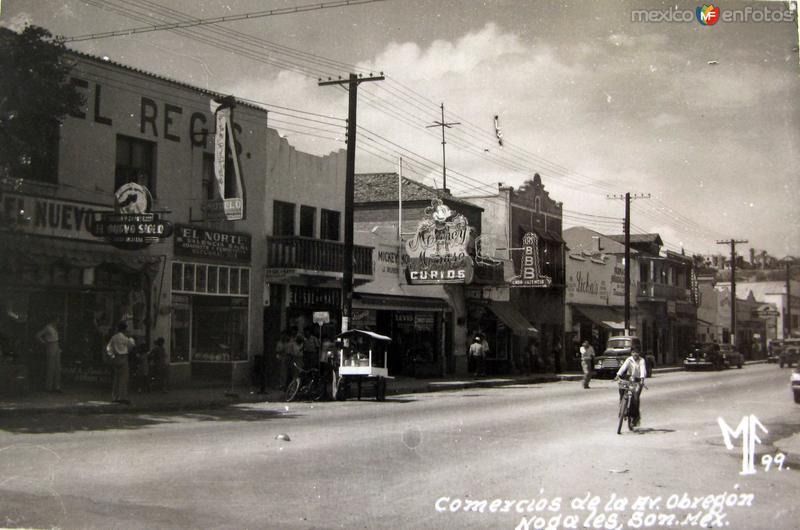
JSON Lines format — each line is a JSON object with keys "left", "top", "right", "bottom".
{"left": 285, "top": 378, "right": 301, "bottom": 402}
{"left": 310, "top": 376, "right": 324, "bottom": 402}
{"left": 617, "top": 396, "right": 628, "bottom": 435}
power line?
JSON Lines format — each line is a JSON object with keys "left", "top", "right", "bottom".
{"left": 64, "top": 0, "right": 389, "bottom": 43}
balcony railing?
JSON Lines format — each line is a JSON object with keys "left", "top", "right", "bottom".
{"left": 638, "top": 282, "right": 690, "bottom": 301}
{"left": 266, "top": 236, "right": 373, "bottom": 276}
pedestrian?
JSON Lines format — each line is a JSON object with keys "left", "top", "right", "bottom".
{"left": 469, "top": 336, "right": 485, "bottom": 377}
{"left": 148, "top": 337, "right": 169, "bottom": 393}
{"left": 36, "top": 316, "right": 62, "bottom": 393}
{"left": 275, "top": 330, "right": 291, "bottom": 390}
{"left": 107, "top": 321, "right": 135, "bottom": 404}
{"left": 526, "top": 340, "right": 539, "bottom": 374}
{"left": 134, "top": 344, "right": 151, "bottom": 394}
{"left": 479, "top": 335, "right": 490, "bottom": 376}
{"left": 579, "top": 340, "right": 596, "bottom": 389}
{"left": 286, "top": 331, "right": 305, "bottom": 384}
{"left": 303, "top": 326, "right": 321, "bottom": 372}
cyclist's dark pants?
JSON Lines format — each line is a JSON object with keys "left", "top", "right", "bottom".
{"left": 618, "top": 378, "right": 643, "bottom": 420}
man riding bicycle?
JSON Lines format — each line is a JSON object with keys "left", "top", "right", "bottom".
{"left": 614, "top": 346, "right": 647, "bottom": 427}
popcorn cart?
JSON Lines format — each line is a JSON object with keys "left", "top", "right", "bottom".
{"left": 334, "top": 329, "right": 392, "bottom": 401}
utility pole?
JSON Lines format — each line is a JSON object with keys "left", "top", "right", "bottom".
{"left": 426, "top": 103, "right": 460, "bottom": 192}
{"left": 607, "top": 192, "right": 650, "bottom": 334}
{"left": 319, "top": 73, "right": 384, "bottom": 333}
{"left": 784, "top": 258, "right": 795, "bottom": 338}
{"left": 717, "top": 239, "right": 748, "bottom": 346}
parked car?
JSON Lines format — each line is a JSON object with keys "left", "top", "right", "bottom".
{"left": 719, "top": 343, "right": 744, "bottom": 369}
{"left": 593, "top": 336, "right": 655, "bottom": 378}
{"left": 791, "top": 366, "right": 800, "bottom": 404}
{"left": 684, "top": 343, "right": 726, "bottom": 370}
{"left": 767, "top": 339, "right": 782, "bottom": 363}
{"left": 779, "top": 339, "right": 800, "bottom": 368}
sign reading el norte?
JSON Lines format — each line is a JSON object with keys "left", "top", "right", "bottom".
{"left": 90, "top": 182, "right": 173, "bottom": 250}
{"left": 404, "top": 199, "right": 474, "bottom": 284}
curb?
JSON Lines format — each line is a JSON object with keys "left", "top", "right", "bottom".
{"left": 5, "top": 362, "right": 771, "bottom": 415}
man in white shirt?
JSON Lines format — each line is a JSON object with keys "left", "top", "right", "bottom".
{"left": 615, "top": 347, "right": 647, "bottom": 426}
{"left": 579, "top": 340, "right": 596, "bottom": 389}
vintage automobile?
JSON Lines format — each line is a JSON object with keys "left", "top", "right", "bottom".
{"left": 719, "top": 343, "right": 744, "bottom": 369}
{"left": 684, "top": 343, "right": 726, "bottom": 370}
{"left": 593, "top": 336, "right": 655, "bottom": 378}
{"left": 779, "top": 339, "right": 800, "bottom": 368}
{"left": 791, "top": 366, "right": 800, "bottom": 404}
{"left": 767, "top": 339, "right": 782, "bottom": 363}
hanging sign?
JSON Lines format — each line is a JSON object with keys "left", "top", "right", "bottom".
{"left": 90, "top": 183, "right": 172, "bottom": 250}
{"left": 510, "top": 232, "right": 552, "bottom": 288}
{"left": 207, "top": 96, "right": 246, "bottom": 221}
{"left": 404, "top": 199, "right": 474, "bottom": 284}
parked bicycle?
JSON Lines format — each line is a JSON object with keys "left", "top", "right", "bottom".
{"left": 285, "top": 362, "right": 325, "bottom": 402}
{"left": 616, "top": 379, "right": 644, "bottom": 434}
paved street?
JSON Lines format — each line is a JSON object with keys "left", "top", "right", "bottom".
{"left": 1, "top": 364, "right": 798, "bottom": 529}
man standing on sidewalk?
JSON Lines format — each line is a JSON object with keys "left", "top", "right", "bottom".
{"left": 107, "top": 322, "right": 135, "bottom": 404}
{"left": 36, "top": 316, "right": 62, "bottom": 393}
{"left": 579, "top": 340, "right": 595, "bottom": 389}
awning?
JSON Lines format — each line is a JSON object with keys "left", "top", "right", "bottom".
{"left": 573, "top": 305, "right": 629, "bottom": 330}
{"left": 487, "top": 302, "right": 538, "bottom": 336}
{"left": 352, "top": 293, "right": 450, "bottom": 312}
{"left": 0, "top": 234, "right": 160, "bottom": 274}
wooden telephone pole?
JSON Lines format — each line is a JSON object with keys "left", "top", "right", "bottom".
{"left": 607, "top": 192, "right": 650, "bottom": 333}
{"left": 426, "top": 103, "right": 459, "bottom": 192}
{"left": 319, "top": 73, "right": 384, "bottom": 332}
{"left": 717, "top": 238, "right": 748, "bottom": 345}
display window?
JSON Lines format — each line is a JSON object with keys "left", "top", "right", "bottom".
{"left": 170, "top": 261, "right": 250, "bottom": 364}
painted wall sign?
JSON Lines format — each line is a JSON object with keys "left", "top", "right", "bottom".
{"left": 90, "top": 183, "right": 173, "bottom": 250}
{"left": 510, "top": 232, "right": 552, "bottom": 287}
{"left": 1, "top": 191, "right": 108, "bottom": 241}
{"left": 404, "top": 199, "right": 474, "bottom": 284}
{"left": 174, "top": 224, "right": 251, "bottom": 263}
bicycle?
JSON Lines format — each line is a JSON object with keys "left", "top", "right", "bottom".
{"left": 616, "top": 379, "right": 644, "bottom": 434}
{"left": 285, "top": 362, "right": 325, "bottom": 402}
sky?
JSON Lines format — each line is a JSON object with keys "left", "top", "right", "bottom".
{"left": 2, "top": 0, "right": 799, "bottom": 258}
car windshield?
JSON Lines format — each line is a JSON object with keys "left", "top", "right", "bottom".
{"left": 692, "top": 343, "right": 714, "bottom": 352}
{"left": 608, "top": 339, "right": 631, "bottom": 349}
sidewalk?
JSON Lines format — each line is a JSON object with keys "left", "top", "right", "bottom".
{"left": 0, "top": 365, "right": 688, "bottom": 416}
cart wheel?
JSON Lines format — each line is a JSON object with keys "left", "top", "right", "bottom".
{"left": 335, "top": 378, "right": 348, "bottom": 401}
{"left": 376, "top": 378, "right": 386, "bottom": 402}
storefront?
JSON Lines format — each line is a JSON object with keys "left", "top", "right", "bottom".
{"left": 351, "top": 293, "right": 451, "bottom": 377}
{"left": 170, "top": 225, "right": 251, "bottom": 383}
{"left": 0, "top": 231, "right": 158, "bottom": 389}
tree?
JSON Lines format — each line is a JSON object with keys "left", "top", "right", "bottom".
{"left": 0, "top": 25, "right": 84, "bottom": 184}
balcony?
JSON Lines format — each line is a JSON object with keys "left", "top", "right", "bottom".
{"left": 638, "top": 282, "right": 690, "bottom": 302}
{"left": 265, "top": 235, "right": 373, "bottom": 284}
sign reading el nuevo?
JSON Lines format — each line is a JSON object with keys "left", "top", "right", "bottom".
{"left": 510, "top": 232, "right": 552, "bottom": 288}
{"left": 90, "top": 183, "right": 173, "bottom": 250}
{"left": 404, "top": 199, "right": 474, "bottom": 284}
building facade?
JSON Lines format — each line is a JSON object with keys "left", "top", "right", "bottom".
{"left": 0, "top": 48, "right": 357, "bottom": 390}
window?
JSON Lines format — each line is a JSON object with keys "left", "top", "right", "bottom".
{"left": 202, "top": 153, "right": 215, "bottom": 201}
{"left": 321, "top": 209, "right": 340, "bottom": 241}
{"left": 300, "top": 205, "right": 316, "bottom": 238}
{"left": 273, "top": 200, "right": 295, "bottom": 236}
{"left": 534, "top": 196, "right": 541, "bottom": 212}
{"left": 115, "top": 135, "right": 156, "bottom": 193}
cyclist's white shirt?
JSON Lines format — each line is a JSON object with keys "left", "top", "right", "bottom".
{"left": 617, "top": 356, "right": 647, "bottom": 379}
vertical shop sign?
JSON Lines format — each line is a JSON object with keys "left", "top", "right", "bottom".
{"left": 510, "top": 232, "right": 551, "bottom": 287}
{"left": 207, "top": 96, "right": 245, "bottom": 221}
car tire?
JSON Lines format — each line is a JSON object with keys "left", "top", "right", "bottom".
{"left": 795, "top": 390, "right": 800, "bottom": 404}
